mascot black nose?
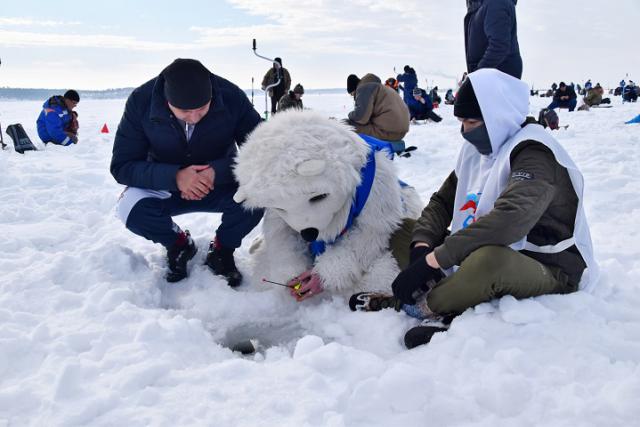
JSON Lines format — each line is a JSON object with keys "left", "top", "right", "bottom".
{"left": 300, "top": 228, "right": 319, "bottom": 242}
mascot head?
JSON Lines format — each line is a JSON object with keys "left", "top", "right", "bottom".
{"left": 234, "top": 110, "right": 369, "bottom": 242}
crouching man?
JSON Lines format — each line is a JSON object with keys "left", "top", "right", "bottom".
{"left": 111, "top": 58, "right": 263, "bottom": 284}
{"left": 351, "top": 69, "right": 598, "bottom": 348}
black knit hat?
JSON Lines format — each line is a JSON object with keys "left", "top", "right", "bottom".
{"left": 64, "top": 90, "right": 80, "bottom": 102}
{"left": 347, "top": 74, "right": 360, "bottom": 93}
{"left": 162, "top": 58, "right": 212, "bottom": 109}
{"left": 454, "top": 78, "right": 482, "bottom": 119}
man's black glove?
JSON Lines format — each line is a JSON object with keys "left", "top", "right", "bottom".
{"left": 409, "top": 244, "right": 432, "bottom": 264}
{"left": 392, "top": 255, "right": 442, "bottom": 305}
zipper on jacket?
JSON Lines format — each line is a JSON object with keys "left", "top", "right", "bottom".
{"left": 168, "top": 114, "right": 192, "bottom": 161}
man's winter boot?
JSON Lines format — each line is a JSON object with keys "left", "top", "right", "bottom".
{"left": 349, "top": 291, "right": 402, "bottom": 312}
{"left": 166, "top": 230, "right": 198, "bottom": 283}
{"left": 404, "top": 319, "right": 450, "bottom": 349}
{"left": 205, "top": 238, "right": 242, "bottom": 287}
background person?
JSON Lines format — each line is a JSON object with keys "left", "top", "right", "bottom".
{"left": 36, "top": 89, "right": 80, "bottom": 146}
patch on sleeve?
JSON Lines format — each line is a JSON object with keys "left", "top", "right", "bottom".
{"left": 511, "top": 170, "right": 534, "bottom": 181}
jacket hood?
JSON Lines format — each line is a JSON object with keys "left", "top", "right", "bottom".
{"left": 43, "top": 95, "right": 66, "bottom": 110}
{"left": 467, "top": 68, "right": 529, "bottom": 156}
{"left": 359, "top": 73, "right": 382, "bottom": 86}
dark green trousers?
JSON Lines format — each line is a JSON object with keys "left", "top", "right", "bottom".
{"left": 389, "top": 220, "right": 577, "bottom": 316}
{"left": 427, "top": 245, "right": 577, "bottom": 315}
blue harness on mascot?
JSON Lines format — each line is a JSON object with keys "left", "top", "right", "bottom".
{"left": 308, "top": 134, "right": 407, "bottom": 257}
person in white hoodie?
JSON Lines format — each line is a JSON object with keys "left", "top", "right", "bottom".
{"left": 350, "top": 69, "right": 598, "bottom": 349}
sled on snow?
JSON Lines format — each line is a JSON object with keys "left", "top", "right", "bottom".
{"left": 389, "top": 140, "right": 417, "bottom": 158}
{"left": 5, "top": 123, "right": 37, "bottom": 154}
{"left": 358, "top": 134, "right": 417, "bottom": 159}
{"left": 626, "top": 114, "right": 640, "bottom": 125}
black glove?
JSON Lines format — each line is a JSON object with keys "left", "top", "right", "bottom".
{"left": 409, "top": 244, "right": 432, "bottom": 264}
{"left": 392, "top": 256, "right": 442, "bottom": 305}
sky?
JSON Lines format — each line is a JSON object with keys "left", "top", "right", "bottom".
{"left": 0, "top": 0, "right": 639, "bottom": 91}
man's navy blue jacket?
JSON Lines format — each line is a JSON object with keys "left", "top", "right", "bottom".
{"left": 464, "top": 0, "right": 522, "bottom": 79}
{"left": 111, "top": 73, "right": 261, "bottom": 191}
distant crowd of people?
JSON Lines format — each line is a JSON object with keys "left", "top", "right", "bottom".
{"left": 534, "top": 78, "right": 635, "bottom": 113}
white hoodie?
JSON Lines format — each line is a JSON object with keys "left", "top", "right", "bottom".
{"left": 450, "top": 69, "right": 599, "bottom": 291}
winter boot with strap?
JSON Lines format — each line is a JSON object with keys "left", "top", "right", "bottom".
{"left": 205, "top": 238, "right": 242, "bottom": 287}
{"left": 349, "top": 291, "right": 402, "bottom": 312}
{"left": 166, "top": 230, "right": 198, "bottom": 283}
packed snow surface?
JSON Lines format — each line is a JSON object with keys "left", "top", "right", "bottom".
{"left": 1, "top": 94, "right": 640, "bottom": 426}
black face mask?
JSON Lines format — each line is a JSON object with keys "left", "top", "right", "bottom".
{"left": 461, "top": 123, "right": 492, "bottom": 155}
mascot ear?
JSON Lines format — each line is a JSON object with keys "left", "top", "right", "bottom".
{"left": 295, "top": 159, "right": 326, "bottom": 176}
{"left": 233, "top": 189, "right": 246, "bottom": 203}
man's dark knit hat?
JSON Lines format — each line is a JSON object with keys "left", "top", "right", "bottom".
{"left": 347, "top": 74, "right": 360, "bottom": 94}
{"left": 64, "top": 90, "right": 80, "bottom": 102}
{"left": 162, "top": 58, "right": 212, "bottom": 110}
{"left": 454, "top": 78, "right": 482, "bottom": 119}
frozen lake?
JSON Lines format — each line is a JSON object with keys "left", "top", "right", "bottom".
{"left": 1, "top": 92, "right": 639, "bottom": 426}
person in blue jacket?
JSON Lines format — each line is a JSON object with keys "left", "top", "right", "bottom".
{"left": 111, "top": 58, "right": 263, "bottom": 285}
{"left": 623, "top": 82, "right": 638, "bottom": 102}
{"left": 546, "top": 82, "right": 577, "bottom": 111}
{"left": 464, "top": 0, "right": 522, "bottom": 79}
{"left": 36, "top": 90, "right": 80, "bottom": 145}
{"left": 396, "top": 65, "right": 418, "bottom": 105}
{"left": 408, "top": 87, "right": 442, "bottom": 122}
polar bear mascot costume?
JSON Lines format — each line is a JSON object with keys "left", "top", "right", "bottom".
{"left": 233, "top": 110, "right": 422, "bottom": 300}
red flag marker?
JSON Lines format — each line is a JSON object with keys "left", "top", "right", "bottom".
{"left": 101, "top": 123, "right": 109, "bottom": 133}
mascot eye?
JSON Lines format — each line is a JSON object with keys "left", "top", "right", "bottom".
{"left": 309, "top": 194, "right": 328, "bottom": 203}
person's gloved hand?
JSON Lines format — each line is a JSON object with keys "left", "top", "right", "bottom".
{"left": 409, "top": 244, "right": 432, "bottom": 264}
{"left": 392, "top": 256, "right": 441, "bottom": 305}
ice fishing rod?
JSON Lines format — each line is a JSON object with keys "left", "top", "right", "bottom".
{"left": 261, "top": 278, "right": 305, "bottom": 295}
{"left": 261, "top": 278, "right": 292, "bottom": 288}
{"left": 252, "top": 39, "right": 281, "bottom": 121}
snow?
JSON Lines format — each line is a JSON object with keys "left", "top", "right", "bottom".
{"left": 1, "top": 94, "right": 640, "bottom": 426}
